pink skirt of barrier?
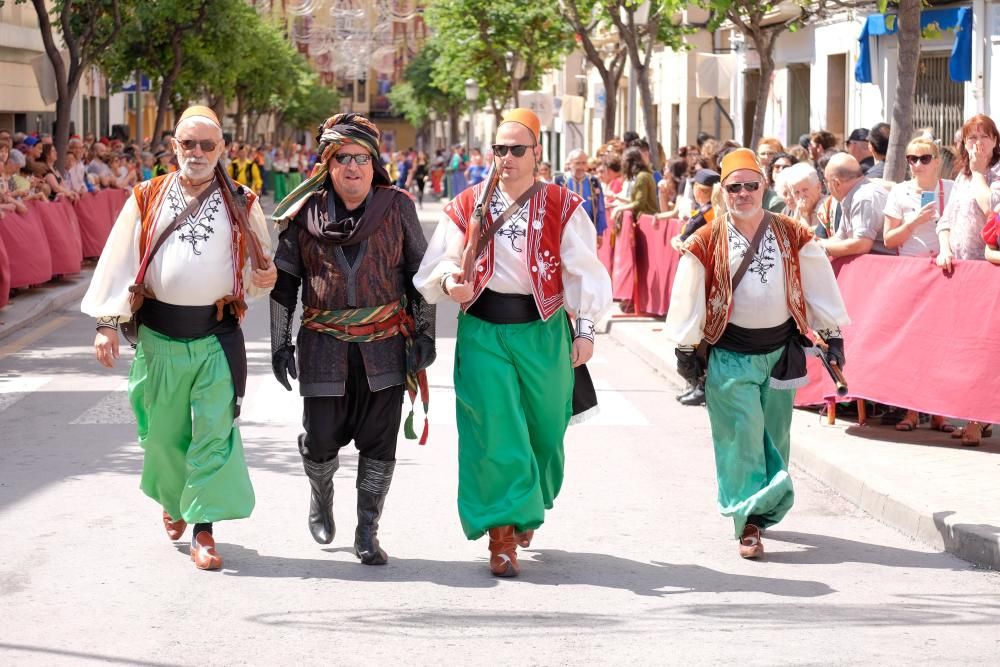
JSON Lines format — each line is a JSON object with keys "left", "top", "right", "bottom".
{"left": 0, "top": 233, "right": 9, "bottom": 309}
{"left": 28, "top": 200, "right": 83, "bottom": 276}
{"left": 0, "top": 210, "right": 53, "bottom": 288}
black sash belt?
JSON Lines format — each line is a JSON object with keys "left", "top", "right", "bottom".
{"left": 467, "top": 289, "right": 539, "bottom": 324}
{"left": 137, "top": 299, "right": 247, "bottom": 416}
{"left": 714, "top": 318, "right": 808, "bottom": 387}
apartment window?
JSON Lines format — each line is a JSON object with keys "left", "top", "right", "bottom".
{"left": 913, "top": 53, "right": 964, "bottom": 144}
{"left": 787, "top": 64, "right": 811, "bottom": 146}
{"left": 826, "top": 54, "right": 847, "bottom": 141}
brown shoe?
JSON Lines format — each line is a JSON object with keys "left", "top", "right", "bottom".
{"left": 162, "top": 511, "right": 186, "bottom": 541}
{"left": 190, "top": 531, "right": 222, "bottom": 571}
{"left": 487, "top": 526, "right": 520, "bottom": 577}
{"left": 514, "top": 529, "right": 534, "bottom": 549}
{"left": 738, "top": 524, "right": 764, "bottom": 559}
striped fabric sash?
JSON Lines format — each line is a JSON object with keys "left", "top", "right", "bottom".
{"left": 301, "top": 299, "right": 430, "bottom": 444}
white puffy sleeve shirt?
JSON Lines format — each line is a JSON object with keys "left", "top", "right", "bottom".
{"left": 81, "top": 178, "right": 273, "bottom": 320}
{"left": 665, "top": 222, "right": 850, "bottom": 347}
{"left": 413, "top": 187, "right": 612, "bottom": 328}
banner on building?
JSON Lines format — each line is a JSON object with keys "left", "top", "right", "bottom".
{"left": 694, "top": 53, "right": 735, "bottom": 99}
{"left": 561, "top": 95, "right": 585, "bottom": 124}
{"left": 30, "top": 51, "right": 67, "bottom": 106}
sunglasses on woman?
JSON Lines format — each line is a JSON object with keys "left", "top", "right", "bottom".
{"left": 492, "top": 144, "right": 535, "bottom": 158}
{"left": 724, "top": 181, "right": 761, "bottom": 194}
{"left": 334, "top": 153, "right": 372, "bottom": 165}
{"left": 177, "top": 139, "right": 218, "bottom": 152}
{"left": 905, "top": 154, "right": 934, "bottom": 165}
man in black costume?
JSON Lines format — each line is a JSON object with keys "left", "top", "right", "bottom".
{"left": 269, "top": 113, "right": 435, "bottom": 565}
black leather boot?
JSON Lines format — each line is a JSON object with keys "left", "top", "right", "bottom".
{"left": 302, "top": 454, "right": 339, "bottom": 544}
{"left": 354, "top": 456, "right": 395, "bottom": 565}
{"left": 679, "top": 379, "right": 706, "bottom": 406}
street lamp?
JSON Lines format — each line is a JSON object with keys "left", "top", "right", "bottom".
{"left": 464, "top": 78, "right": 479, "bottom": 152}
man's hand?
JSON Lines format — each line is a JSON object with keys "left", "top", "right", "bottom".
{"left": 825, "top": 337, "right": 846, "bottom": 370}
{"left": 94, "top": 328, "right": 120, "bottom": 368}
{"left": 445, "top": 272, "right": 474, "bottom": 304}
{"left": 272, "top": 345, "right": 298, "bottom": 391}
{"left": 571, "top": 337, "right": 594, "bottom": 368}
{"left": 252, "top": 262, "right": 277, "bottom": 289}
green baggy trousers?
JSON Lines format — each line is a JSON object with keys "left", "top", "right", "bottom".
{"left": 128, "top": 326, "right": 255, "bottom": 524}
{"left": 705, "top": 346, "right": 795, "bottom": 538}
{"left": 454, "top": 310, "right": 574, "bottom": 540}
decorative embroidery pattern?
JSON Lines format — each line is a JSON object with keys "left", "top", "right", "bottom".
{"left": 490, "top": 189, "right": 527, "bottom": 253}
{"left": 175, "top": 188, "right": 222, "bottom": 255}
{"left": 728, "top": 225, "right": 777, "bottom": 285}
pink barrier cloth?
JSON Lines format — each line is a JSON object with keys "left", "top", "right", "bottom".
{"left": 0, "top": 210, "right": 53, "bottom": 288}
{"left": 634, "top": 215, "right": 682, "bottom": 317}
{"left": 73, "top": 190, "right": 117, "bottom": 257}
{"left": 612, "top": 211, "right": 636, "bottom": 300}
{"left": 0, "top": 233, "right": 9, "bottom": 309}
{"left": 794, "top": 254, "right": 1000, "bottom": 423}
{"left": 28, "top": 200, "right": 83, "bottom": 275}
{"left": 598, "top": 226, "right": 615, "bottom": 274}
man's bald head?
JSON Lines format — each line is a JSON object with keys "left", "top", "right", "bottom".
{"left": 824, "top": 152, "right": 864, "bottom": 201}
{"left": 825, "top": 153, "right": 863, "bottom": 181}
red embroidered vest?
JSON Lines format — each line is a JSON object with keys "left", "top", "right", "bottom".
{"left": 444, "top": 181, "right": 584, "bottom": 321}
{"left": 132, "top": 173, "right": 256, "bottom": 299}
{"left": 685, "top": 212, "right": 815, "bottom": 345}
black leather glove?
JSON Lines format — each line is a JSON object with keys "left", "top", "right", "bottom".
{"left": 675, "top": 347, "right": 702, "bottom": 385}
{"left": 272, "top": 345, "right": 298, "bottom": 391}
{"left": 825, "top": 337, "right": 845, "bottom": 370}
{"left": 270, "top": 296, "right": 298, "bottom": 391}
{"left": 407, "top": 334, "right": 436, "bottom": 374}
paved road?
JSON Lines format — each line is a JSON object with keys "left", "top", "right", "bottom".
{"left": 1, "top": 207, "right": 999, "bottom": 665}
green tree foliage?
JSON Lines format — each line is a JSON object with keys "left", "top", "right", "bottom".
{"left": 425, "top": 0, "right": 575, "bottom": 120}
{"left": 386, "top": 41, "right": 464, "bottom": 127}
{"left": 4, "top": 0, "right": 127, "bottom": 168}
{"left": 274, "top": 66, "right": 341, "bottom": 142}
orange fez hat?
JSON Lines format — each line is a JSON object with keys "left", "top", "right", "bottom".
{"left": 176, "top": 105, "right": 221, "bottom": 129}
{"left": 499, "top": 108, "right": 541, "bottom": 143}
{"left": 720, "top": 148, "right": 764, "bottom": 182}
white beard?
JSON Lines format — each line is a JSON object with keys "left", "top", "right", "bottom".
{"left": 178, "top": 155, "right": 216, "bottom": 182}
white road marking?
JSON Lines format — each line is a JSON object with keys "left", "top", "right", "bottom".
{"left": 0, "top": 375, "right": 51, "bottom": 412}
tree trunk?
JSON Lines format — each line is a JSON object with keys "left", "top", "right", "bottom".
{"left": 635, "top": 63, "right": 659, "bottom": 170}
{"left": 154, "top": 38, "right": 186, "bottom": 142}
{"left": 601, "top": 76, "right": 618, "bottom": 143}
{"left": 749, "top": 31, "right": 777, "bottom": 150}
{"left": 885, "top": 0, "right": 921, "bottom": 183}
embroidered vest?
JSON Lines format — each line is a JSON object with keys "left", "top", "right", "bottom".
{"left": 685, "top": 212, "right": 814, "bottom": 345}
{"left": 132, "top": 173, "right": 256, "bottom": 300}
{"left": 444, "top": 181, "right": 584, "bottom": 321}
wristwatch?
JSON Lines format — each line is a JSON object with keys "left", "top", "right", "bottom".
{"left": 439, "top": 273, "right": 451, "bottom": 296}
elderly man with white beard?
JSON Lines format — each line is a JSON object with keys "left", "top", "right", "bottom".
{"left": 82, "top": 106, "right": 277, "bottom": 571}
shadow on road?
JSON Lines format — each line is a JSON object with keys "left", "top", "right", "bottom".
{"left": 761, "top": 530, "right": 976, "bottom": 570}
{"left": 210, "top": 543, "right": 834, "bottom": 599}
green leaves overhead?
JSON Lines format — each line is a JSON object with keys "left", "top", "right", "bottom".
{"left": 425, "top": 0, "right": 575, "bottom": 117}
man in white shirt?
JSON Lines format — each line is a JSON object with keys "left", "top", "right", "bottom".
{"left": 82, "top": 106, "right": 276, "bottom": 571}
{"left": 414, "top": 109, "right": 612, "bottom": 577}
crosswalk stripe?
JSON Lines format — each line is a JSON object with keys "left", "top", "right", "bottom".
{"left": 0, "top": 316, "right": 71, "bottom": 360}
{"left": 0, "top": 376, "right": 51, "bottom": 413}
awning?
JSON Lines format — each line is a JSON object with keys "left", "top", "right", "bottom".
{"left": 855, "top": 7, "right": 972, "bottom": 84}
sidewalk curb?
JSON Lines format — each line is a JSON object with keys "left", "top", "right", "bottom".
{"left": 0, "top": 272, "right": 92, "bottom": 343}
{"left": 605, "top": 318, "right": 1000, "bottom": 570}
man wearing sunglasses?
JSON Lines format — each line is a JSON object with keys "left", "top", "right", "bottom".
{"left": 83, "top": 106, "right": 277, "bottom": 571}
{"left": 414, "top": 108, "right": 612, "bottom": 578}
{"left": 666, "top": 148, "right": 849, "bottom": 560}
{"left": 816, "top": 153, "right": 891, "bottom": 257}
{"left": 270, "top": 113, "right": 435, "bottom": 566}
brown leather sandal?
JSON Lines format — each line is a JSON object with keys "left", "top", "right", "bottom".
{"left": 487, "top": 526, "right": 520, "bottom": 577}
{"left": 162, "top": 511, "right": 186, "bottom": 541}
{"left": 895, "top": 411, "right": 919, "bottom": 432}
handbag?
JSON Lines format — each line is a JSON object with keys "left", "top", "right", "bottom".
{"left": 120, "top": 182, "right": 219, "bottom": 344}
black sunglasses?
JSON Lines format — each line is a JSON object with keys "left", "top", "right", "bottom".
{"left": 724, "top": 181, "right": 762, "bottom": 194}
{"left": 334, "top": 153, "right": 372, "bottom": 166}
{"left": 492, "top": 144, "right": 535, "bottom": 158}
{"left": 906, "top": 154, "right": 934, "bottom": 165}
{"left": 177, "top": 139, "right": 218, "bottom": 152}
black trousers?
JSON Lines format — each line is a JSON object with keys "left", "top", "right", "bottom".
{"left": 299, "top": 344, "right": 404, "bottom": 463}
